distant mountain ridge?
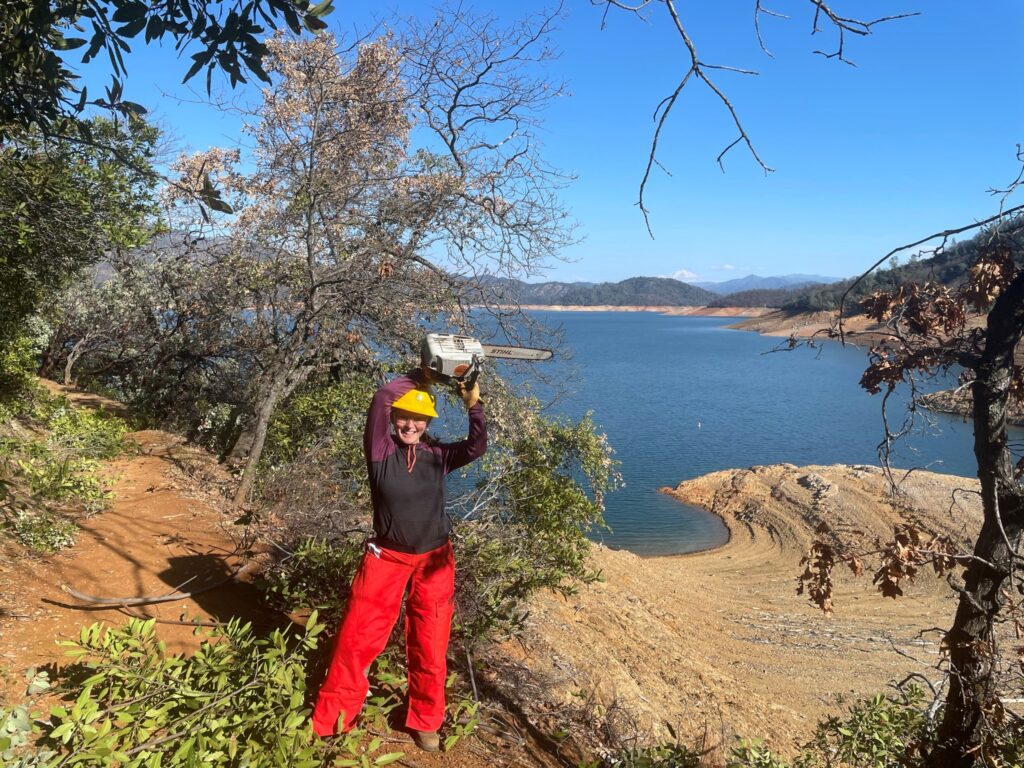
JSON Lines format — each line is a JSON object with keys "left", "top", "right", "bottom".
{"left": 477, "top": 275, "right": 716, "bottom": 306}
{"left": 781, "top": 215, "right": 1024, "bottom": 312}
{"left": 692, "top": 274, "right": 840, "bottom": 294}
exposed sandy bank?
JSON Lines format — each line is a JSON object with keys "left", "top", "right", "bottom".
{"left": 919, "top": 387, "right": 1024, "bottom": 426}
{"left": 489, "top": 464, "right": 984, "bottom": 762}
{"left": 728, "top": 310, "right": 891, "bottom": 344}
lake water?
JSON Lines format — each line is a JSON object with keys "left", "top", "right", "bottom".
{"left": 495, "top": 310, "right": 1020, "bottom": 557}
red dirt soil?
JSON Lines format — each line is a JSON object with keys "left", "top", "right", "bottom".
{"left": 0, "top": 383, "right": 560, "bottom": 768}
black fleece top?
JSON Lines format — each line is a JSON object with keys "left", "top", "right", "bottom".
{"left": 363, "top": 372, "right": 487, "bottom": 554}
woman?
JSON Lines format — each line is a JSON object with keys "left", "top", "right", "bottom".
{"left": 311, "top": 367, "right": 486, "bottom": 751}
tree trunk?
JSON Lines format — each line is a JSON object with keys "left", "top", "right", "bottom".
{"left": 231, "top": 352, "right": 312, "bottom": 506}
{"left": 216, "top": 405, "right": 245, "bottom": 463}
{"left": 233, "top": 371, "right": 287, "bottom": 506}
{"left": 928, "top": 273, "right": 1024, "bottom": 767}
{"left": 63, "top": 336, "right": 90, "bottom": 386}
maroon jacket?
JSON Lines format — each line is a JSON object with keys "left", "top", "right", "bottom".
{"left": 363, "top": 372, "right": 487, "bottom": 554}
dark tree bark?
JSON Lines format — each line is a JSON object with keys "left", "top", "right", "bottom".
{"left": 929, "top": 272, "right": 1024, "bottom": 767}
{"left": 231, "top": 344, "right": 312, "bottom": 506}
{"left": 63, "top": 335, "right": 93, "bottom": 385}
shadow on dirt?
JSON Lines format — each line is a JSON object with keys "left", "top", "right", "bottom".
{"left": 156, "top": 553, "right": 287, "bottom": 631}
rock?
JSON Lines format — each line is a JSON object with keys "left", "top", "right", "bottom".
{"left": 797, "top": 473, "right": 833, "bottom": 495}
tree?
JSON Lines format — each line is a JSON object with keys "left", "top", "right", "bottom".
{"left": 0, "top": 116, "right": 158, "bottom": 388}
{"left": 0, "top": 0, "right": 334, "bottom": 140}
{"left": 850, "top": 225, "right": 1024, "bottom": 767}
{"left": 591, "top": 4, "right": 1023, "bottom": 763}
{"left": 199, "top": 11, "right": 571, "bottom": 504}
{"left": 51, "top": 7, "right": 572, "bottom": 503}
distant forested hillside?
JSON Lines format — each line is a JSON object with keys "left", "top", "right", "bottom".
{"left": 476, "top": 275, "right": 717, "bottom": 306}
{"left": 781, "top": 216, "right": 1024, "bottom": 312}
{"left": 706, "top": 285, "right": 832, "bottom": 308}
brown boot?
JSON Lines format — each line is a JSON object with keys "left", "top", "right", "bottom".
{"left": 412, "top": 730, "right": 440, "bottom": 752}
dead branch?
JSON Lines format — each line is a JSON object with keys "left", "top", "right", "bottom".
{"left": 61, "top": 560, "right": 259, "bottom": 607}
{"left": 596, "top": 0, "right": 915, "bottom": 236}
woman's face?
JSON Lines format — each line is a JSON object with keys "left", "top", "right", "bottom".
{"left": 391, "top": 409, "right": 430, "bottom": 445}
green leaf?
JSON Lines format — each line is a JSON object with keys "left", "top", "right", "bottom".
{"left": 117, "top": 16, "right": 148, "bottom": 38}
{"left": 111, "top": 3, "right": 147, "bottom": 23}
{"left": 302, "top": 14, "right": 328, "bottom": 32}
{"left": 120, "top": 101, "right": 148, "bottom": 116}
{"left": 373, "top": 753, "right": 405, "bottom": 767}
{"left": 307, "top": 0, "right": 334, "bottom": 18}
{"left": 56, "top": 37, "right": 88, "bottom": 50}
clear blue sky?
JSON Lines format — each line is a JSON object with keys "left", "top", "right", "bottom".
{"left": 75, "top": 1, "right": 1024, "bottom": 284}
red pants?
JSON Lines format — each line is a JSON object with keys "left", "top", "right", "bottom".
{"left": 311, "top": 541, "right": 455, "bottom": 736}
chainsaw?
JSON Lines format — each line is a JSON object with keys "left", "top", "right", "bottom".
{"left": 420, "top": 333, "right": 552, "bottom": 389}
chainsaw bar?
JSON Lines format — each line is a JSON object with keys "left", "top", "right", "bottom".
{"left": 421, "top": 333, "right": 553, "bottom": 384}
{"left": 481, "top": 343, "right": 553, "bottom": 361}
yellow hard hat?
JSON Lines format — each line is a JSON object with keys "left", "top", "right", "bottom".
{"left": 392, "top": 388, "right": 438, "bottom": 418}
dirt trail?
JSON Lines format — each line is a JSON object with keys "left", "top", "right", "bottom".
{"left": 0, "top": 383, "right": 281, "bottom": 703}
{"left": 493, "top": 464, "right": 984, "bottom": 762}
{"left": 0, "top": 384, "right": 561, "bottom": 768}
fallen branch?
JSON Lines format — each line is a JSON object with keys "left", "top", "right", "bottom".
{"left": 61, "top": 560, "right": 260, "bottom": 607}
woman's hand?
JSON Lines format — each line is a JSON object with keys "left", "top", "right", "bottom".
{"left": 418, "top": 364, "right": 440, "bottom": 386}
{"left": 457, "top": 380, "right": 480, "bottom": 409}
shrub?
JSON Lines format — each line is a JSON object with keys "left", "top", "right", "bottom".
{"left": 15, "top": 452, "right": 111, "bottom": 512}
{"left": 729, "top": 739, "right": 790, "bottom": 768}
{"left": 0, "top": 668, "right": 58, "bottom": 767}
{"left": 1, "top": 389, "right": 126, "bottom": 550}
{"left": 2, "top": 615, "right": 481, "bottom": 767}
{"left": 608, "top": 742, "right": 702, "bottom": 767}
{"left": 0, "top": 333, "right": 41, "bottom": 410}
{"left": 10, "top": 510, "right": 78, "bottom": 552}
{"left": 42, "top": 404, "right": 129, "bottom": 460}
{"left": 452, "top": 406, "right": 617, "bottom": 643}
{"left": 262, "top": 376, "right": 373, "bottom": 488}
{"left": 35, "top": 616, "right": 328, "bottom": 767}
{"left": 797, "top": 689, "right": 929, "bottom": 768}
{"left": 259, "top": 536, "right": 364, "bottom": 622}
{"left": 725, "top": 689, "right": 931, "bottom": 768}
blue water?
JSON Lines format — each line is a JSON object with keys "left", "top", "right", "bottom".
{"left": 488, "top": 311, "right": 1019, "bottom": 557}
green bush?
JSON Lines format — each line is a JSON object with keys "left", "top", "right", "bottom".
{"left": 10, "top": 510, "right": 78, "bottom": 552}
{"left": 1, "top": 668, "right": 59, "bottom": 767}
{"left": 30, "top": 616, "right": 328, "bottom": 767}
{"left": 15, "top": 452, "right": 111, "bottom": 512}
{"left": 262, "top": 376, "right": 373, "bottom": 487}
{"left": 607, "top": 742, "right": 702, "bottom": 767}
{"left": 797, "top": 690, "right": 929, "bottom": 768}
{"left": 726, "top": 689, "right": 930, "bottom": 768}
{"left": 29, "top": 392, "right": 130, "bottom": 459}
{"left": 0, "top": 332, "right": 42, "bottom": 408}
{"left": 43, "top": 404, "right": 129, "bottom": 460}
{"left": 453, "top": 408, "right": 617, "bottom": 642}
{"left": 2, "top": 615, "right": 480, "bottom": 767}
{"left": 729, "top": 739, "right": 790, "bottom": 768}
{"left": 1, "top": 390, "right": 126, "bottom": 550}
{"left": 259, "top": 536, "right": 364, "bottom": 622}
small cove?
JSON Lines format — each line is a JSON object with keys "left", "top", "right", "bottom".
{"left": 501, "top": 310, "right": 1016, "bottom": 557}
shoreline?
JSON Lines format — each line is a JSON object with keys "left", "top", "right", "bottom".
{"left": 513, "top": 304, "right": 774, "bottom": 317}
{"left": 507, "top": 463, "right": 984, "bottom": 758}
